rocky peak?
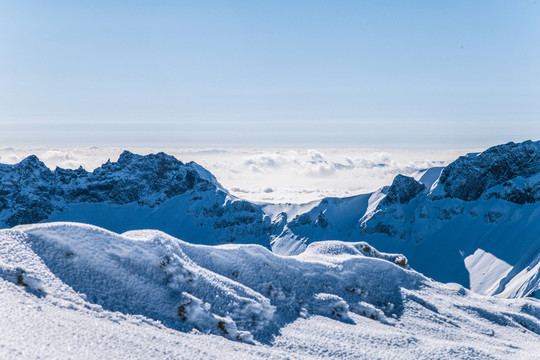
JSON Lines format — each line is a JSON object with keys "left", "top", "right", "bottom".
{"left": 116, "top": 150, "right": 184, "bottom": 166}
{"left": 117, "top": 150, "right": 136, "bottom": 162}
{"left": 0, "top": 155, "right": 52, "bottom": 184}
{"left": 381, "top": 175, "right": 426, "bottom": 206}
{"left": 15, "top": 155, "right": 51, "bottom": 173}
{"left": 0, "top": 151, "right": 223, "bottom": 227}
{"left": 432, "top": 140, "right": 540, "bottom": 202}
{"left": 19, "top": 154, "right": 42, "bottom": 165}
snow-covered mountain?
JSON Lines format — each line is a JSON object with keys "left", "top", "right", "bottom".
{"left": 271, "top": 141, "right": 540, "bottom": 299}
{"left": 1, "top": 141, "right": 540, "bottom": 300}
{"left": 0, "top": 150, "right": 273, "bottom": 246}
{"left": 1, "top": 222, "right": 539, "bottom": 359}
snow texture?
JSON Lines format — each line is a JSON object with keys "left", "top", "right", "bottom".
{"left": 1, "top": 222, "right": 540, "bottom": 359}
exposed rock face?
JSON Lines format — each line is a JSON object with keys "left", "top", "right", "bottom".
{"left": 0, "top": 151, "right": 216, "bottom": 226}
{"left": 0, "top": 156, "right": 58, "bottom": 226}
{"left": 381, "top": 175, "right": 426, "bottom": 206}
{"left": 0, "top": 151, "right": 272, "bottom": 244}
{"left": 433, "top": 141, "right": 540, "bottom": 203}
{"left": 57, "top": 151, "right": 217, "bottom": 205}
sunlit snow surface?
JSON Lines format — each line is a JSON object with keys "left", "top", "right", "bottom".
{"left": 465, "top": 249, "right": 513, "bottom": 295}
{"left": 1, "top": 222, "right": 539, "bottom": 359}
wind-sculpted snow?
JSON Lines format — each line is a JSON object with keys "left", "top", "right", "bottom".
{"left": 1, "top": 223, "right": 540, "bottom": 359}
{"left": 0, "top": 223, "right": 417, "bottom": 343}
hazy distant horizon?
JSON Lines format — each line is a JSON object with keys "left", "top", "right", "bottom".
{"left": 1, "top": 1, "right": 539, "bottom": 148}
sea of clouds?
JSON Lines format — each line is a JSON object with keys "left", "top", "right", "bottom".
{"left": 0, "top": 146, "right": 474, "bottom": 203}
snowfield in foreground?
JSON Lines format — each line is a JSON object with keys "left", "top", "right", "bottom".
{"left": 1, "top": 222, "right": 540, "bottom": 359}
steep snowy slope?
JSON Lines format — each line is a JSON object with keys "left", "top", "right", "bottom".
{"left": 351, "top": 141, "right": 540, "bottom": 299}
{"left": 0, "top": 151, "right": 272, "bottom": 246}
{"left": 414, "top": 166, "right": 444, "bottom": 189}
{"left": 1, "top": 223, "right": 540, "bottom": 359}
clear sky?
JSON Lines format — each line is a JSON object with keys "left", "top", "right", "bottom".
{"left": 1, "top": 1, "right": 539, "bottom": 148}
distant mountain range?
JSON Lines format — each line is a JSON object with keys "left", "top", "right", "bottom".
{"left": 1, "top": 140, "right": 539, "bottom": 299}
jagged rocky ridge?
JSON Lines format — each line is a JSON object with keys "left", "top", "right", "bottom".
{"left": 1, "top": 141, "right": 540, "bottom": 299}
{"left": 0, "top": 151, "right": 272, "bottom": 245}
{"left": 431, "top": 140, "right": 540, "bottom": 203}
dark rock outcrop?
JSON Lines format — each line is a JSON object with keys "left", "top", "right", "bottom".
{"left": 381, "top": 175, "right": 426, "bottom": 206}
{"left": 434, "top": 141, "right": 540, "bottom": 203}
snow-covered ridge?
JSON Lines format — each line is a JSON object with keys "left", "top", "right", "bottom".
{"left": 0, "top": 222, "right": 415, "bottom": 343}
{"left": 2, "top": 222, "right": 540, "bottom": 359}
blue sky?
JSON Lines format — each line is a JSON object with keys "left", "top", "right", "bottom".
{"left": 1, "top": 1, "right": 539, "bottom": 148}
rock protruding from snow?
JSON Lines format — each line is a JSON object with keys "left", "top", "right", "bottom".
{"left": 58, "top": 150, "right": 224, "bottom": 206}
{"left": 0, "top": 155, "right": 56, "bottom": 226}
{"left": 381, "top": 175, "right": 426, "bottom": 206}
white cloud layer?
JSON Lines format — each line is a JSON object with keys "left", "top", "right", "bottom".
{"left": 0, "top": 146, "right": 476, "bottom": 203}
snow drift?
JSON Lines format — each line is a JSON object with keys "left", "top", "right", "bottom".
{"left": 1, "top": 222, "right": 414, "bottom": 343}
{"left": 1, "top": 222, "right": 540, "bottom": 359}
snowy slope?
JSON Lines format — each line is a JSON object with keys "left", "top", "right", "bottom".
{"left": 355, "top": 194, "right": 540, "bottom": 298}
{"left": 264, "top": 193, "right": 374, "bottom": 255}
{"left": 1, "top": 222, "right": 540, "bottom": 359}
{"left": 350, "top": 141, "right": 540, "bottom": 299}
{"left": 414, "top": 166, "right": 444, "bottom": 189}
